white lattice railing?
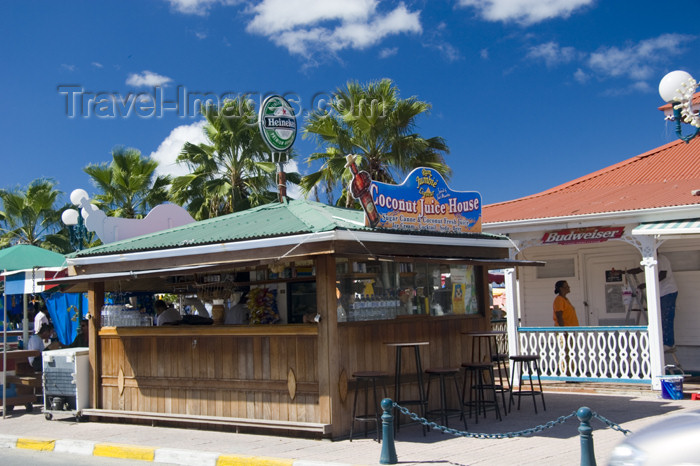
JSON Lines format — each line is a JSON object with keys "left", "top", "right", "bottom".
{"left": 517, "top": 326, "right": 651, "bottom": 383}
{"left": 490, "top": 320, "right": 508, "bottom": 355}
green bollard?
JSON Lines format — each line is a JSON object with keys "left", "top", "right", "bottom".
{"left": 379, "top": 398, "right": 398, "bottom": 464}
{"left": 577, "top": 406, "right": 596, "bottom": 466}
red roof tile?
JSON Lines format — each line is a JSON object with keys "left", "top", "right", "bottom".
{"left": 483, "top": 136, "right": 700, "bottom": 224}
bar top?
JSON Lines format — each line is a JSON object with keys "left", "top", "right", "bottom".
{"left": 99, "top": 325, "right": 319, "bottom": 337}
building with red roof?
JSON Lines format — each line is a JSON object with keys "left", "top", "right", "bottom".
{"left": 482, "top": 104, "right": 700, "bottom": 383}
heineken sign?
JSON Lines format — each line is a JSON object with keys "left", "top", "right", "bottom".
{"left": 259, "top": 95, "right": 297, "bottom": 152}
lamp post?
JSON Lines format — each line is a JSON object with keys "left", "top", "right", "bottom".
{"left": 61, "top": 189, "right": 90, "bottom": 251}
{"left": 659, "top": 70, "right": 700, "bottom": 143}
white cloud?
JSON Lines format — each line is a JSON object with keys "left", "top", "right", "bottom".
{"left": 379, "top": 47, "right": 398, "bottom": 59}
{"left": 61, "top": 64, "right": 76, "bottom": 72}
{"left": 246, "top": 0, "right": 421, "bottom": 57}
{"left": 587, "top": 34, "right": 693, "bottom": 81}
{"left": 165, "top": 0, "right": 239, "bottom": 16}
{"left": 458, "top": 0, "right": 594, "bottom": 25}
{"left": 126, "top": 71, "right": 173, "bottom": 88}
{"left": 526, "top": 41, "right": 578, "bottom": 67}
{"left": 150, "top": 121, "right": 207, "bottom": 179}
{"left": 573, "top": 68, "right": 589, "bottom": 83}
{"left": 91, "top": 62, "right": 104, "bottom": 69}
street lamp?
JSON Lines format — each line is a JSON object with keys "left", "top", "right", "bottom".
{"left": 659, "top": 70, "right": 700, "bottom": 143}
{"left": 61, "top": 189, "right": 91, "bottom": 251}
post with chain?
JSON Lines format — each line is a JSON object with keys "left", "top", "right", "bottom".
{"left": 380, "top": 398, "right": 398, "bottom": 464}
{"left": 577, "top": 407, "right": 596, "bottom": 466}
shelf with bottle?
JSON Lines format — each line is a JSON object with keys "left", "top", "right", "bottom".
{"left": 343, "top": 291, "right": 402, "bottom": 322}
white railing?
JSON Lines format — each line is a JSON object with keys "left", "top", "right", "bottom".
{"left": 517, "top": 326, "right": 651, "bottom": 383}
{"left": 490, "top": 319, "right": 508, "bottom": 355}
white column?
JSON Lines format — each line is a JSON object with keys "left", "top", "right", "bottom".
{"left": 504, "top": 265, "right": 519, "bottom": 387}
{"left": 638, "top": 236, "right": 664, "bottom": 380}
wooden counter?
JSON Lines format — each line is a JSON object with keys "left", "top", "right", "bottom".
{"left": 95, "top": 315, "right": 486, "bottom": 438}
{"left": 97, "top": 324, "right": 323, "bottom": 433}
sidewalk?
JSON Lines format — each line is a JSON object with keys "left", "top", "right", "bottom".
{"left": 1, "top": 390, "right": 699, "bottom": 465}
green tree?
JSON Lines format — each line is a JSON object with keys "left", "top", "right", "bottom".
{"left": 301, "top": 79, "right": 450, "bottom": 206}
{"left": 84, "top": 147, "right": 170, "bottom": 219}
{"left": 0, "top": 178, "right": 69, "bottom": 251}
{"left": 170, "top": 97, "right": 300, "bottom": 220}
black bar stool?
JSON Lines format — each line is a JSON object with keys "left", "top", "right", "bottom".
{"left": 424, "top": 367, "right": 467, "bottom": 430}
{"left": 462, "top": 331, "right": 509, "bottom": 419}
{"left": 461, "top": 362, "right": 501, "bottom": 423}
{"left": 385, "top": 341, "right": 429, "bottom": 435}
{"left": 509, "top": 355, "right": 546, "bottom": 413}
{"left": 350, "top": 370, "right": 388, "bottom": 442}
{"left": 491, "top": 351, "right": 510, "bottom": 416}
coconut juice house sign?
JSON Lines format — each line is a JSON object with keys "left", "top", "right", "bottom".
{"left": 346, "top": 158, "right": 482, "bottom": 234}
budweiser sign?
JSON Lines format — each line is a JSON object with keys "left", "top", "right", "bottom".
{"left": 542, "top": 226, "right": 625, "bottom": 245}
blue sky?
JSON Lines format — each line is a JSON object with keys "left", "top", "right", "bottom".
{"left": 1, "top": 0, "right": 699, "bottom": 206}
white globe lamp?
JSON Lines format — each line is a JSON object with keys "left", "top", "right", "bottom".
{"left": 659, "top": 70, "right": 694, "bottom": 103}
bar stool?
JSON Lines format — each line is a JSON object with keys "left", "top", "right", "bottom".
{"left": 350, "top": 370, "right": 388, "bottom": 442}
{"left": 461, "top": 362, "right": 501, "bottom": 423}
{"left": 385, "top": 341, "right": 429, "bottom": 434}
{"left": 425, "top": 367, "right": 467, "bottom": 430}
{"left": 462, "top": 331, "right": 509, "bottom": 417}
{"left": 491, "top": 351, "right": 510, "bottom": 416}
{"left": 509, "top": 355, "right": 546, "bottom": 413}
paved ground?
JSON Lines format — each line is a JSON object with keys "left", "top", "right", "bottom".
{"left": 1, "top": 386, "right": 700, "bottom": 466}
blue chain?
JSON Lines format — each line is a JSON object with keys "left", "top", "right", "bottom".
{"left": 392, "top": 403, "right": 632, "bottom": 439}
{"left": 592, "top": 412, "right": 632, "bottom": 436}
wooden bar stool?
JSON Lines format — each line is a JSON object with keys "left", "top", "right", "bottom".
{"left": 350, "top": 371, "right": 388, "bottom": 442}
{"left": 509, "top": 355, "right": 546, "bottom": 413}
{"left": 461, "top": 362, "right": 501, "bottom": 423}
{"left": 385, "top": 341, "right": 429, "bottom": 435}
{"left": 425, "top": 367, "right": 467, "bottom": 430}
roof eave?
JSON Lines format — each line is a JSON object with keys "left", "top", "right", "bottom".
{"left": 482, "top": 204, "right": 700, "bottom": 234}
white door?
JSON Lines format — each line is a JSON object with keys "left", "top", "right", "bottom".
{"left": 585, "top": 254, "right": 640, "bottom": 326}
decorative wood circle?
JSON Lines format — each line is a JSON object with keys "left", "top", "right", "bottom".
{"left": 338, "top": 369, "right": 348, "bottom": 403}
{"left": 287, "top": 368, "right": 297, "bottom": 400}
{"left": 117, "top": 367, "right": 125, "bottom": 396}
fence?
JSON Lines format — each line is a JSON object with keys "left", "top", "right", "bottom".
{"left": 379, "top": 399, "right": 631, "bottom": 466}
{"left": 517, "top": 326, "right": 652, "bottom": 382}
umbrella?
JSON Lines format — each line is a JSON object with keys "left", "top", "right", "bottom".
{"left": 0, "top": 244, "right": 65, "bottom": 271}
{"left": 1, "top": 245, "right": 65, "bottom": 419}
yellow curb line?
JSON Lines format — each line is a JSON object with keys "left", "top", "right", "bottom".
{"left": 93, "top": 443, "right": 155, "bottom": 461}
{"left": 17, "top": 438, "right": 56, "bottom": 451}
{"left": 216, "top": 455, "right": 294, "bottom": 466}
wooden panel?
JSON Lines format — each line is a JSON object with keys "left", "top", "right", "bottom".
{"left": 99, "top": 332, "right": 320, "bottom": 427}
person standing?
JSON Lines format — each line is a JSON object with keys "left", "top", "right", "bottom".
{"left": 553, "top": 280, "right": 579, "bottom": 326}
{"left": 33, "top": 303, "right": 49, "bottom": 334}
{"left": 628, "top": 254, "right": 678, "bottom": 350}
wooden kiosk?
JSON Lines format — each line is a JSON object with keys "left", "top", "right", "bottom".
{"left": 50, "top": 188, "right": 537, "bottom": 438}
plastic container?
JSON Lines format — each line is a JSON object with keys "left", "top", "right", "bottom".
{"left": 660, "top": 375, "right": 684, "bottom": 400}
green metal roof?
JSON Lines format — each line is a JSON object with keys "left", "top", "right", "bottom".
{"left": 72, "top": 199, "right": 504, "bottom": 257}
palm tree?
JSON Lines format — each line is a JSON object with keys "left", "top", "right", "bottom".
{"left": 0, "top": 178, "right": 68, "bottom": 251}
{"left": 170, "top": 97, "right": 300, "bottom": 220}
{"left": 301, "top": 79, "right": 450, "bottom": 206}
{"left": 84, "top": 147, "right": 170, "bottom": 219}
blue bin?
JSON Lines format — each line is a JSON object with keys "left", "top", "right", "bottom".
{"left": 660, "top": 376, "right": 684, "bottom": 400}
